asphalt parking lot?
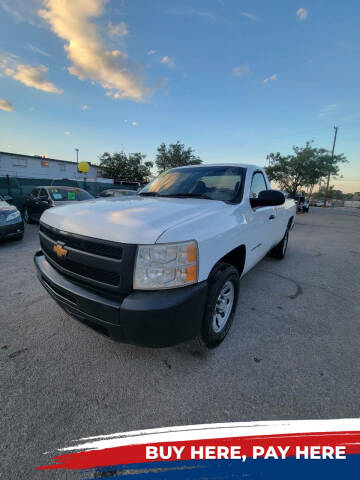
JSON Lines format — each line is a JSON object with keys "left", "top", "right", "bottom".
{"left": 1, "top": 207, "right": 360, "bottom": 478}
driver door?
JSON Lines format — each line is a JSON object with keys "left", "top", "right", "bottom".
{"left": 246, "top": 171, "right": 277, "bottom": 266}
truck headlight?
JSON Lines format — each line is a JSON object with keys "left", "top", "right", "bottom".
{"left": 6, "top": 211, "right": 20, "bottom": 222}
{"left": 133, "top": 241, "right": 198, "bottom": 290}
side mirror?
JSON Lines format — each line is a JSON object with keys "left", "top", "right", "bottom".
{"left": 250, "top": 190, "right": 285, "bottom": 208}
{"left": 39, "top": 195, "right": 49, "bottom": 202}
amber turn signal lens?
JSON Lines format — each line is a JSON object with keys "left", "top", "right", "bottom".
{"left": 186, "top": 265, "right": 197, "bottom": 283}
{"left": 187, "top": 243, "right": 197, "bottom": 263}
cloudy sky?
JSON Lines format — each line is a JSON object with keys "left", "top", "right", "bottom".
{"left": 0, "top": 0, "right": 359, "bottom": 192}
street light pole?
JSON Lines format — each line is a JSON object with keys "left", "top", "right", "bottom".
{"left": 75, "top": 148, "right": 79, "bottom": 165}
{"left": 323, "top": 126, "right": 338, "bottom": 208}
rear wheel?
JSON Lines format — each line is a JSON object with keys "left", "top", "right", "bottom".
{"left": 199, "top": 262, "right": 239, "bottom": 348}
{"left": 269, "top": 228, "right": 289, "bottom": 259}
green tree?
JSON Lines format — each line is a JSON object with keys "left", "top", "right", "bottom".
{"left": 98, "top": 152, "right": 153, "bottom": 183}
{"left": 313, "top": 186, "right": 344, "bottom": 200}
{"left": 265, "top": 142, "right": 347, "bottom": 197}
{"left": 155, "top": 141, "right": 202, "bottom": 173}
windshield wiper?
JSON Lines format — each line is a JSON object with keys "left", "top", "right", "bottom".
{"left": 159, "top": 193, "right": 213, "bottom": 200}
{"left": 138, "top": 191, "right": 160, "bottom": 196}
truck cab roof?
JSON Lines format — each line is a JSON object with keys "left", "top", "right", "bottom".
{"left": 175, "top": 163, "right": 262, "bottom": 171}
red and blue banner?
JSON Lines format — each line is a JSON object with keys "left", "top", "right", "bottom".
{"left": 37, "top": 419, "right": 360, "bottom": 478}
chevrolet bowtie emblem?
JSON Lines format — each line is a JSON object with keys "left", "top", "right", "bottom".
{"left": 53, "top": 243, "right": 68, "bottom": 258}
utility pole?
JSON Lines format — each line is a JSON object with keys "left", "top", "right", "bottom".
{"left": 323, "top": 126, "right": 338, "bottom": 208}
{"left": 75, "top": 148, "right": 79, "bottom": 164}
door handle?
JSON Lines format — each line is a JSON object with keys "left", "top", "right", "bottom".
{"left": 269, "top": 214, "right": 276, "bottom": 220}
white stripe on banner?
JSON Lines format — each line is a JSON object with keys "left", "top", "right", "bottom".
{"left": 58, "top": 419, "right": 360, "bottom": 453}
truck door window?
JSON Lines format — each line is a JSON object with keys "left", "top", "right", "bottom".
{"left": 250, "top": 172, "right": 267, "bottom": 199}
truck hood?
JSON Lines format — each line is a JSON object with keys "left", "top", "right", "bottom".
{"left": 40, "top": 196, "right": 227, "bottom": 244}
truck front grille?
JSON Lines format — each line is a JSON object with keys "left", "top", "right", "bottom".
{"left": 41, "top": 242, "right": 121, "bottom": 286}
{"left": 39, "top": 223, "right": 137, "bottom": 293}
{"left": 40, "top": 224, "right": 123, "bottom": 259}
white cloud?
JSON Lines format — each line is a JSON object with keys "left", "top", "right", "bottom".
{"left": 264, "top": 73, "right": 277, "bottom": 84}
{"left": 148, "top": 49, "right": 156, "bottom": 56}
{"left": 64, "top": 131, "right": 71, "bottom": 135}
{"left": 318, "top": 104, "right": 337, "bottom": 117}
{"left": 27, "top": 44, "right": 50, "bottom": 57}
{"left": 0, "top": 98, "right": 14, "bottom": 112}
{"left": 5, "top": 63, "right": 63, "bottom": 93}
{"left": 0, "top": 0, "right": 26, "bottom": 22}
{"left": 232, "top": 64, "right": 250, "bottom": 77}
{"left": 239, "top": 10, "right": 260, "bottom": 22}
{"left": 296, "top": 8, "right": 308, "bottom": 21}
{"left": 123, "top": 119, "right": 137, "bottom": 126}
{"left": 108, "top": 21, "right": 128, "bottom": 37}
{"left": 0, "top": 0, "right": 42, "bottom": 25}
{"left": 82, "top": 104, "right": 89, "bottom": 110}
{"left": 38, "top": 0, "right": 149, "bottom": 101}
{"left": 168, "top": 7, "right": 218, "bottom": 21}
{"left": 161, "top": 56, "right": 175, "bottom": 68}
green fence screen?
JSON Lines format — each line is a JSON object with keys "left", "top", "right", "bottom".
{"left": 0, "top": 176, "right": 114, "bottom": 211}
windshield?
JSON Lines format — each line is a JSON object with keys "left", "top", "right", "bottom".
{"left": 48, "top": 188, "right": 93, "bottom": 202}
{"left": 140, "top": 166, "right": 245, "bottom": 202}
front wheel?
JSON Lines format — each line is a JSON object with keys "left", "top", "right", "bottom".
{"left": 23, "top": 207, "right": 32, "bottom": 224}
{"left": 199, "top": 262, "right": 239, "bottom": 348}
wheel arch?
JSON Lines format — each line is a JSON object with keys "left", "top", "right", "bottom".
{"left": 209, "top": 244, "right": 246, "bottom": 279}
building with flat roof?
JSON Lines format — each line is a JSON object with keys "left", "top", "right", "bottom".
{"left": 0, "top": 151, "right": 111, "bottom": 183}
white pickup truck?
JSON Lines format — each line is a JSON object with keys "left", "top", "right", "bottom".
{"left": 34, "top": 164, "right": 296, "bottom": 348}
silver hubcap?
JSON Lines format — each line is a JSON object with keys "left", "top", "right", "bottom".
{"left": 212, "top": 280, "right": 235, "bottom": 333}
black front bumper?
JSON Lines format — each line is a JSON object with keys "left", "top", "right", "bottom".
{"left": 34, "top": 250, "right": 208, "bottom": 347}
{"left": 0, "top": 221, "right": 24, "bottom": 240}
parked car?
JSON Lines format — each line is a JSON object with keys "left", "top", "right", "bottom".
{"left": 34, "top": 164, "right": 296, "bottom": 348}
{"left": 0, "top": 194, "right": 24, "bottom": 241}
{"left": 113, "top": 180, "right": 141, "bottom": 191}
{"left": 311, "top": 200, "right": 332, "bottom": 208}
{"left": 294, "top": 195, "right": 310, "bottom": 213}
{"left": 97, "top": 189, "right": 138, "bottom": 198}
{"left": 23, "top": 186, "right": 94, "bottom": 224}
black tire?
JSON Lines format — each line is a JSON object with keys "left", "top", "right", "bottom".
{"left": 23, "top": 207, "right": 32, "bottom": 224}
{"left": 269, "top": 228, "right": 289, "bottom": 259}
{"left": 12, "top": 234, "right": 24, "bottom": 241}
{"left": 199, "top": 262, "right": 239, "bottom": 349}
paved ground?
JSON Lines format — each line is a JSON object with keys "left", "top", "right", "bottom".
{"left": 1, "top": 207, "right": 360, "bottom": 479}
